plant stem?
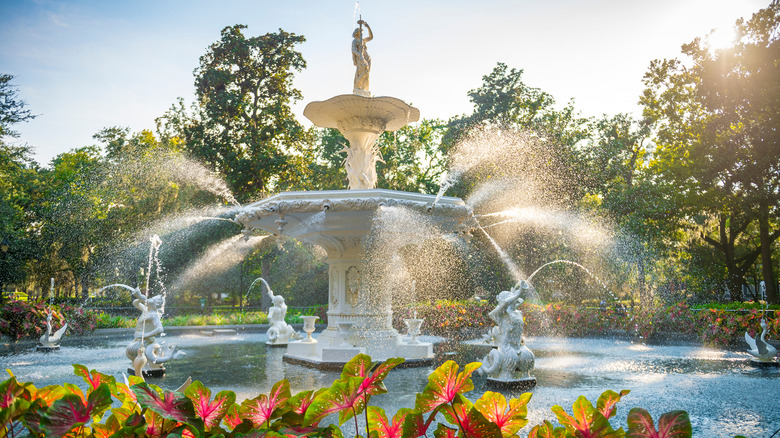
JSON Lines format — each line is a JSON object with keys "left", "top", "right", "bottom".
{"left": 450, "top": 400, "right": 466, "bottom": 435}
{"left": 365, "top": 400, "right": 370, "bottom": 438}
{"left": 352, "top": 406, "right": 359, "bottom": 437}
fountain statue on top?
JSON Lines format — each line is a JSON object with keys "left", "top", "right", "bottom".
{"left": 235, "top": 17, "right": 477, "bottom": 368}
{"left": 352, "top": 19, "right": 373, "bottom": 97}
{"left": 744, "top": 281, "right": 778, "bottom": 366}
{"left": 478, "top": 281, "right": 536, "bottom": 390}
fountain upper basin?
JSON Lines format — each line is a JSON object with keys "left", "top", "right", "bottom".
{"left": 235, "top": 188, "right": 476, "bottom": 256}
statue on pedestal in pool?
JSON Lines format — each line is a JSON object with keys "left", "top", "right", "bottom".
{"left": 125, "top": 289, "right": 184, "bottom": 377}
{"left": 267, "top": 289, "right": 300, "bottom": 345}
{"left": 479, "top": 282, "right": 536, "bottom": 387}
{"left": 352, "top": 19, "right": 373, "bottom": 96}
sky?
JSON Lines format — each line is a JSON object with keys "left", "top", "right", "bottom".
{"left": 0, "top": 0, "right": 770, "bottom": 166}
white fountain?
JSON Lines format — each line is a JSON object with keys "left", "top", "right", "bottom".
{"left": 234, "top": 19, "right": 476, "bottom": 368}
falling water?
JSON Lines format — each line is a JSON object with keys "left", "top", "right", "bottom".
{"left": 172, "top": 235, "right": 268, "bottom": 290}
{"left": 522, "top": 259, "right": 619, "bottom": 301}
{"left": 477, "top": 224, "right": 524, "bottom": 284}
{"left": 246, "top": 277, "right": 274, "bottom": 302}
{"left": 146, "top": 234, "right": 166, "bottom": 314}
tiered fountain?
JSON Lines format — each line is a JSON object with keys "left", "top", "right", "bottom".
{"left": 234, "top": 20, "right": 477, "bottom": 368}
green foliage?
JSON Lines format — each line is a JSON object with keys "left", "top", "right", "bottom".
{"left": 1, "top": 356, "right": 697, "bottom": 438}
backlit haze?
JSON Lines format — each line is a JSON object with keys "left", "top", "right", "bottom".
{"left": 0, "top": 0, "right": 768, "bottom": 166}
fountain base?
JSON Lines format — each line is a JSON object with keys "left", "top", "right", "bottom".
{"left": 36, "top": 345, "right": 60, "bottom": 352}
{"left": 266, "top": 342, "right": 290, "bottom": 348}
{"left": 748, "top": 358, "right": 779, "bottom": 367}
{"left": 283, "top": 337, "right": 434, "bottom": 370}
{"left": 127, "top": 368, "right": 166, "bottom": 378}
{"left": 486, "top": 376, "right": 537, "bottom": 391}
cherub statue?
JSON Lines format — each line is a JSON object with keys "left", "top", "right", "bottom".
{"left": 479, "top": 281, "right": 535, "bottom": 380}
{"left": 267, "top": 288, "right": 300, "bottom": 344}
{"left": 125, "top": 288, "right": 183, "bottom": 376}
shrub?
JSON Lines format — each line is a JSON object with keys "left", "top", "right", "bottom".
{"left": 0, "top": 355, "right": 693, "bottom": 437}
{"left": 0, "top": 300, "right": 99, "bottom": 340}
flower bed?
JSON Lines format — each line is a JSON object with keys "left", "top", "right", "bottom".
{"left": 395, "top": 300, "right": 778, "bottom": 349}
{"left": 0, "top": 300, "right": 97, "bottom": 340}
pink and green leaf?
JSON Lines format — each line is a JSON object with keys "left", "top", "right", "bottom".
{"left": 240, "top": 379, "right": 291, "bottom": 428}
{"left": 528, "top": 420, "right": 566, "bottom": 438}
{"left": 551, "top": 396, "right": 618, "bottom": 438}
{"left": 132, "top": 382, "right": 195, "bottom": 423}
{"left": 401, "top": 410, "right": 428, "bottom": 438}
{"left": 433, "top": 423, "right": 458, "bottom": 438}
{"left": 184, "top": 380, "right": 236, "bottom": 431}
{"left": 597, "top": 390, "right": 630, "bottom": 419}
{"left": 441, "top": 395, "right": 502, "bottom": 438}
{"left": 366, "top": 406, "right": 411, "bottom": 438}
{"left": 283, "top": 388, "right": 326, "bottom": 426}
{"left": 474, "top": 390, "right": 531, "bottom": 437}
{"left": 415, "top": 360, "right": 480, "bottom": 413}
{"left": 32, "top": 385, "right": 66, "bottom": 406}
{"left": 341, "top": 354, "right": 404, "bottom": 397}
{"left": 627, "top": 408, "right": 692, "bottom": 438}
{"left": 224, "top": 403, "right": 243, "bottom": 430}
{"left": 40, "top": 383, "right": 112, "bottom": 437}
{"left": 303, "top": 376, "right": 366, "bottom": 426}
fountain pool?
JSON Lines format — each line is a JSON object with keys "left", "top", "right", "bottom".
{"left": 1, "top": 329, "right": 776, "bottom": 436}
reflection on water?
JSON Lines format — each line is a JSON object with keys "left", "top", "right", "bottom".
{"left": 1, "top": 332, "right": 777, "bottom": 436}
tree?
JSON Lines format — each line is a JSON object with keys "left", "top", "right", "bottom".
{"left": 443, "top": 63, "right": 591, "bottom": 204}
{"left": 161, "top": 25, "right": 308, "bottom": 203}
{"left": 0, "top": 74, "right": 40, "bottom": 301}
{"left": 640, "top": 2, "right": 780, "bottom": 302}
{"left": 0, "top": 74, "right": 36, "bottom": 138}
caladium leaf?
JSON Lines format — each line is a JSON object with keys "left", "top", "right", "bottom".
{"left": 474, "top": 391, "right": 531, "bottom": 437}
{"left": 341, "top": 354, "right": 404, "bottom": 398}
{"left": 40, "top": 383, "right": 112, "bottom": 438}
{"left": 0, "top": 374, "right": 34, "bottom": 424}
{"left": 366, "top": 406, "right": 411, "bottom": 438}
{"left": 184, "top": 380, "right": 236, "bottom": 431}
{"left": 132, "top": 382, "right": 195, "bottom": 423}
{"left": 415, "top": 360, "right": 480, "bottom": 413}
{"left": 400, "top": 410, "right": 427, "bottom": 438}
{"left": 32, "top": 385, "right": 66, "bottom": 406}
{"left": 283, "top": 388, "right": 327, "bottom": 426}
{"left": 240, "top": 379, "right": 291, "bottom": 428}
{"left": 303, "top": 376, "right": 367, "bottom": 426}
{"left": 441, "top": 395, "right": 502, "bottom": 438}
{"left": 224, "top": 403, "right": 243, "bottom": 430}
{"left": 527, "top": 420, "right": 566, "bottom": 438}
{"left": 21, "top": 398, "right": 47, "bottom": 436}
{"left": 627, "top": 408, "right": 692, "bottom": 438}
{"left": 551, "top": 395, "right": 621, "bottom": 438}
{"left": 597, "top": 390, "right": 630, "bottom": 420}
{"left": 433, "top": 423, "right": 458, "bottom": 438}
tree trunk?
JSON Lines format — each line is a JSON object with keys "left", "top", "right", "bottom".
{"left": 759, "top": 199, "right": 778, "bottom": 303}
